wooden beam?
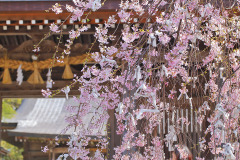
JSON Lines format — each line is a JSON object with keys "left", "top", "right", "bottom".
{"left": 53, "top": 147, "right": 67, "bottom": 154}
{"left": 89, "top": 148, "right": 107, "bottom": 153}
{"left": 0, "top": 90, "right": 80, "bottom": 98}
{"left": 53, "top": 147, "right": 107, "bottom": 153}
{"left": 0, "top": 33, "right": 31, "bottom": 37}
{"left": 0, "top": 1, "right": 119, "bottom": 12}
{"left": 0, "top": 11, "right": 117, "bottom": 22}
{"left": 0, "top": 81, "right": 80, "bottom": 98}
{"left": 0, "top": 10, "right": 157, "bottom": 29}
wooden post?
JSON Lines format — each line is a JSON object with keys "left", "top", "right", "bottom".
{"left": 49, "top": 150, "right": 52, "bottom": 160}
{"left": 107, "top": 109, "right": 115, "bottom": 159}
{"left": 107, "top": 109, "right": 121, "bottom": 159}
{"left": 52, "top": 150, "right": 55, "bottom": 160}
{"left": 192, "top": 107, "right": 197, "bottom": 158}
{"left": 23, "top": 141, "right": 31, "bottom": 160}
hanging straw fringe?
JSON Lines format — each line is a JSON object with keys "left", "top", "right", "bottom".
{"left": 27, "top": 61, "right": 44, "bottom": 84}
{"left": 1, "top": 54, "right": 12, "bottom": 84}
{"left": 0, "top": 54, "right": 91, "bottom": 84}
{"left": 62, "top": 57, "right": 73, "bottom": 79}
{"left": 0, "top": 54, "right": 91, "bottom": 71}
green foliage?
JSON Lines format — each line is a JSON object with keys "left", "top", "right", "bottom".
{"left": 2, "top": 99, "right": 22, "bottom": 121}
{"left": 1, "top": 140, "right": 23, "bottom": 160}
{"left": 1, "top": 99, "right": 23, "bottom": 159}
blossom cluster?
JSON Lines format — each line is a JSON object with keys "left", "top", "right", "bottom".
{"left": 42, "top": 0, "right": 240, "bottom": 159}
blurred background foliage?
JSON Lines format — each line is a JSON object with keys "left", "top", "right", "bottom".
{"left": 2, "top": 98, "right": 23, "bottom": 160}
{"left": 2, "top": 99, "right": 22, "bottom": 121}
{"left": 1, "top": 140, "right": 23, "bottom": 160}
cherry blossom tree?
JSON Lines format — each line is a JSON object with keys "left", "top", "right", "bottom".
{"left": 39, "top": 0, "right": 240, "bottom": 159}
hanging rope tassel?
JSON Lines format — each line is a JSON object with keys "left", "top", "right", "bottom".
{"left": 1, "top": 54, "right": 12, "bottom": 84}
{"left": 27, "top": 61, "right": 44, "bottom": 84}
{"left": 62, "top": 56, "right": 73, "bottom": 79}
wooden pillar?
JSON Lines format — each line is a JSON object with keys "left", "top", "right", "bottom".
{"left": 49, "top": 150, "right": 52, "bottom": 160}
{"left": 107, "top": 109, "right": 121, "bottom": 160}
{"left": 23, "top": 141, "right": 31, "bottom": 160}
{"left": 107, "top": 109, "right": 115, "bottom": 159}
{"left": 51, "top": 150, "right": 55, "bottom": 160}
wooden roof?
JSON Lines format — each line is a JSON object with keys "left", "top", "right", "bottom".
{"left": 6, "top": 98, "right": 107, "bottom": 138}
